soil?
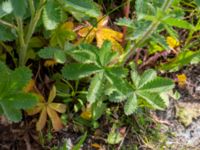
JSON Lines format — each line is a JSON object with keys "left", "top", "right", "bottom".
{"left": 157, "top": 64, "right": 200, "bottom": 150}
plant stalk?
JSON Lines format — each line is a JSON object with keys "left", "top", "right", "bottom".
{"left": 18, "top": 0, "right": 46, "bottom": 66}
{"left": 122, "top": 0, "right": 174, "bottom": 65}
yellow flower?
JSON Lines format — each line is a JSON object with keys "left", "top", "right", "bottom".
{"left": 80, "top": 107, "right": 92, "bottom": 120}
{"left": 177, "top": 74, "right": 187, "bottom": 87}
{"left": 166, "top": 36, "right": 180, "bottom": 49}
{"left": 44, "top": 59, "right": 57, "bottom": 67}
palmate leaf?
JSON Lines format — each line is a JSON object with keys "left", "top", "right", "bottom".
{"left": 87, "top": 73, "right": 104, "bottom": 104}
{"left": 137, "top": 91, "right": 166, "bottom": 110}
{"left": 0, "top": 62, "right": 38, "bottom": 122}
{"left": 105, "top": 71, "right": 131, "bottom": 96}
{"left": 124, "top": 93, "right": 137, "bottom": 115}
{"left": 138, "top": 69, "right": 157, "bottom": 88}
{"left": 62, "top": 63, "right": 102, "bottom": 80}
{"left": 99, "top": 41, "right": 117, "bottom": 66}
{"left": 108, "top": 90, "right": 126, "bottom": 103}
{"left": 163, "top": 18, "right": 194, "bottom": 29}
{"left": 139, "top": 77, "right": 174, "bottom": 93}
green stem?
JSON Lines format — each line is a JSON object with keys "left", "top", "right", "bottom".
{"left": 16, "top": 17, "right": 26, "bottom": 66}
{"left": 122, "top": 0, "right": 174, "bottom": 65}
{"left": 28, "top": 0, "right": 35, "bottom": 17}
{"left": 18, "top": 0, "right": 46, "bottom": 66}
{"left": 184, "top": 16, "right": 200, "bottom": 47}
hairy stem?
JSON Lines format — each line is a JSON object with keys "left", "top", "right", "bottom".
{"left": 18, "top": 0, "right": 46, "bottom": 66}
{"left": 122, "top": 0, "right": 174, "bottom": 65}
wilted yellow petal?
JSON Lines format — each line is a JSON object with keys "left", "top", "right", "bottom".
{"left": 97, "top": 16, "right": 108, "bottom": 28}
{"left": 36, "top": 107, "right": 47, "bottom": 131}
{"left": 80, "top": 109, "right": 92, "bottom": 120}
{"left": 78, "top": 26, "right": 97, "bottom": 43}
{"left": 47, "top": 107, "right": 63, "bottom": 131}
{"left": 91, "top": 143, "right": 102, "bottom": 149}
{"left": 96, "top": 28, "right": 123, "bottom": 53}
{"left": 49, "top": 103, "right": 67, "bottom": 113}
{"left": 177, "top": 74, "right": 187, "bottom": 87}
{"left": 166, "top": 36, "right": 180, "bottom": 49}
{"left": 44, "top": 59, "right": 57, "bottom": 67}
{"left": 62, "top": 21, "right": 74, "bottom": 30}
{"left": 23, "top": 79, "right": 35, "bottom": 92}
{"left": 26, "top": 104, "right": 43, "bottom": 116}
{"left": 48, "top": 85, "right": 56, "bottom": 103}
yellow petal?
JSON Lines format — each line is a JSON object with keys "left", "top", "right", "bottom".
{"left": 166, "top": 36, "right": 180, "bottom": 49}
{"left": 97, "top": 16, "right": 109, "bottom": 28}
{"left": 80, "top": 108, "right": 92, "bottom": 120}
{"left": 91, "top": 143, "right": 102, "bottom": 149}
{"left": 26, "top": 104, "right": 43, "bottom": 116}
{"left": 44, "top": 59, "right": 57, "bottom": 67}
{"left": 177, "top": 74, "right": 187, "bottom": 87}
{"left": 48, "top": 85, "right": 56, "bottom": 103}
{"left": 49, "top": 103, "right": 67, "bottom": 113}
{"left": 96, "top": 28, "right": 123, "bottom": 53}
{"left": 78, "top": 26, "right": 97, "bottom": 43}
{"left": 47, "top": 107, "right": 63, "bottom": 131}
{"left": 36, "top": 107, "right": 47, "bottom": 131}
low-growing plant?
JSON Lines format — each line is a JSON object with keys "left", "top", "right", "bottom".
{"left": 0, "top": 0, "right": 199, "bottom": 149}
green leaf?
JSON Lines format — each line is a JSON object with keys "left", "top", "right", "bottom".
{"left": 72, "top": 132, "right": 87, "bottom": 150}
{"left": 131, "top": 70, "right": 140, "bottom": 88}
{"left": 43, "top": 0, "right": 62, "bottom": 30}
{"left": 159, "top": 50, "right": 200, "bottom": 72}
{"left": 138, "top": 69, "right": 157, "bottom": 88}
{"left": 99, "top": 41, "right": 116, "bottom": 66}
{"left": 115, "top": 17, "right": 134, "bottom": 29}
{"left": 10, "top": 0, "right": 27, "bottom": 17}
{"left": 1, "top": 104, "right": 22, "bottom": 122}
{"left": 38, "top": 47, "right": 66, "bottom": 63}
{"left": 68, "top": 44, "right": 98, "bottom": 63}
{"left": 62, "top": 0, "right": 100, "bottom": 21}
{"left": 105, "top": 71, "right": 131, "bottom": 96}
{"left": 5, "top": 93, "right": 37, "bottom": 109}
{"left": 87, "top": 73, "right": 104, "bottom": 104}
{"left": 92, "top": 101, "right": 106, "bottom": 120}
{"left": 62, "top": 63, "right": 102, "bottom": 80}
{"left": 107, "top": 124, "right": 123, "bottom": 144}
{"left": 0, "top": 62, "right": 38, "bottom": 122}
{"left": 9, "top": 67, "right": 32, "bottom": 91}
{"left": 137, "top": 91, "right": 166, "bottom": 110}
{"left": 139, "top": 77, "right": 174, "bottom": 93}
{"left": 107, "top": 67, "right": 128, "bottom": 78}
{"left": 163, "top": 17, "right": 194, "bottom": 29}
{"left": 0, "top": 0, "right": 13, "bottom": 18}
{"left": 108, "top": 91, "right": 126, "bottom": 103}
{"left": 124, "top": 93, "right": 137, "bottom": 115}
{"left": 0, "top": 25, "right": 16, "bottom": 41}
{"left": 194, "top": 0, "right": 200, "bottom": 7}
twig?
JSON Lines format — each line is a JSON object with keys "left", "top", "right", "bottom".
{"left": 117, "top": 127, "right": 130, "bottom": 150}
{"left": 0, "top": 19, "right": 17, "bottom": 30}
